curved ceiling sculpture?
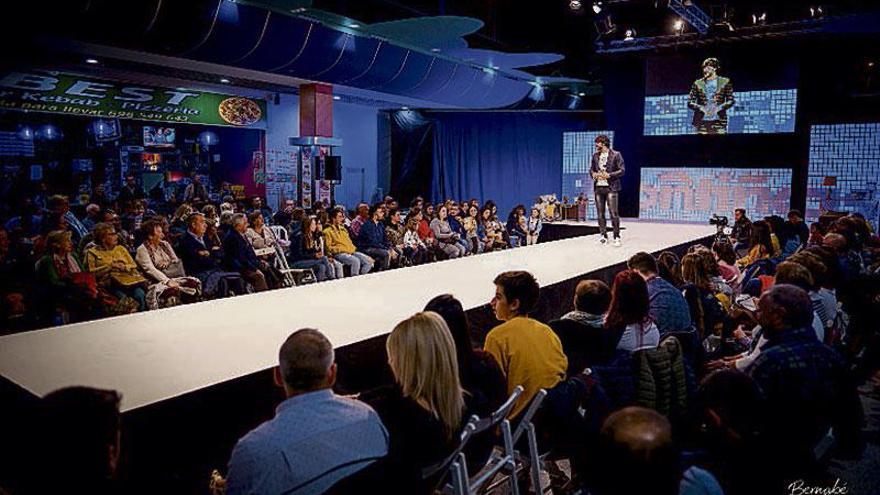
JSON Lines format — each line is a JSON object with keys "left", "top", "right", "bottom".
{"left": 31, "top": 0, "right": 589, "bottom": 109}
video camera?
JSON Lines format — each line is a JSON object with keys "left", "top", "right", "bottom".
{"left": 708, "top": 214, "right": 729, "bottom": 227}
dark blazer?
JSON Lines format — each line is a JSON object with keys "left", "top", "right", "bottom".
{"left": 178, "top": 231, "right": 222, "bottom": 275}
{"left": 688, "top": 76, "right": 735, "bottom": 127}
{"left": 356, "top": 219, "right": 389, "bottom": 250}
{"left": 223, "top": 230, "right": 261, "bottom": 271}
{"left": 589, "top": 150, "right": 625, "bottom": 192}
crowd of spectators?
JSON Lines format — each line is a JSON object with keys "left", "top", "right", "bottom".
{"left": 0, "top": 177, "right": 543, "bottom": 333}
{"left": 17, "top": 205, "right": 880, "bottom": 495}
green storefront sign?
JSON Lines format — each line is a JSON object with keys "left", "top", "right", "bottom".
{"left": 0, "top": 71, "right": 267, "bottom": 128}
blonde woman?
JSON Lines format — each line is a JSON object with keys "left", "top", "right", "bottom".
{"left": 362, "top": 311, "right": 468, "bottom": 494}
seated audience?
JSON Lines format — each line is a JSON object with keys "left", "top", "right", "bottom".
{"left": 356, "top": 204, "right": 398, "bottom": 270}
{"left": 178, "top": 213, "right": 247, "bottom": 298}
{"left": 289, "top": 216, "right": 331, "bottom": 281}
{"left": 480, "top": 206, "right": 506, "bottom": 249}
{"left": 362, "top": 312, "right": 468, "bottom": 494}
{"left": 85, "top": 222, "right": 146, "bottom": 312}
{"left": 226, "top": 329, "right": 388, "bottom": 494}
{"left": 746, "top": 284, "right": 863, "bottom": 482}
{"left": 730, "top": 208, "right": 752, "bottom": 255}
{"left": 135, "top": 219, "right": 201, "bottom": 310}
{"left": 383, "top": 207, "right": 407, "bottom": 263}
{"left": 711, "top": 241, "right": 741, "bottom": 286}
{"left": 349, "top": 202, "right": 369, "bottom": 238}
{"left": 463, "top": 205, "right": 482, "bottom": 253}
{"left": 628, "top": 252, "right": 694, "bottom": 336}
{"left": 401, "top": 211, "right": 428, "bottom": 266}
{"left": 37, "top": 387, "right": 124, "bottom": 493}
{"left": 314, "top": 216, "right": 344, "bottom": 280}
{"left": 736, "top": 220, "right": 774, "bottom": 268}
{"left": 324, "top": 207, "right": 374, "bottom": 276}
{"left": 484, "top": 271, "right": 567, "bottom": 418}
{"left": 657, "top": 251, "right": 685, "bottom": 288}
{"left": 505, "top": 205, "right": 527, "bottom": 247}
{"left": 526, "top": 207, "right": 542, "bottom": 246}
{"left": 446, "top": 204, "right": 471, "bottom": 255}
{"left": 606, "top": 270, "right": 660, "bottom": 353}
{"left": 549, "top": 279, "right": 616, "bottom": 376}
{"left": 681, "top": 253, "right": 727, "bottom": 344}
{"left": 430, "top": 205, "right": 466, "bottom": 259}
{"left": 223, "top": 213, "right": 271, "bottom": 292}
{"left": 245, "top": 211, "right": 280, "bottom": 258}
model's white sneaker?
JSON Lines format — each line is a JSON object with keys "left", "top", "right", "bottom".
{"left": 598, "top": 236, "right": 608, "bottom": 245}
{"left": 613, "top": 237, "right": 622, "bottom": 247}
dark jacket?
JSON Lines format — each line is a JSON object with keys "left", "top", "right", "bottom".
{"left": 589, "top": 150, "right": 625, "bottom": 192}
{"left": 178, "top": 231, "right": 223, "bottom": 275}
{"left": 688, "top": 76, "right": 735, "bottom": 127}
{"left": 288, "top": 229, "right": 320, "bottom": 262}
{"left": 356, "top": 219, "right": 389, "bottom": 250}
{"left": 223, "top": 230, "right": 260, "bottom": 271}
{"left": 549, "top": 314, "right": 617, "bottom": 376}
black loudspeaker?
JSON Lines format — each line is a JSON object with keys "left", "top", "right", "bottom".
{"left": 316, "top": 156, "right": 342, "bottom": 182}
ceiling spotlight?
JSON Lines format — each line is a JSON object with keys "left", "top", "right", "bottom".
{"left": 809, "top": 6, "right": 824, "bottom": 18}
{"left": 752, "top": 12, "right": 767, "bottom": 25}
{"left": 333, "top": 95, "right": 341, "bottom": 101}
{"left": 569, "top": 0, "right": 582, "bottom": 11}
{"left": 592, "top": 2, "right": 603, "bottom": 14}
{"left": 401, "top": 106, "right": 409, "bottom": 111}
{"left": 578, "top": 92, "right": 586, "bottom": 97}
{"left": 624, "top": 28, "right": 636, "bottom": 40}
{"left": 219, "top": 78, "right": 230, "bottom": 84}
{"left": 673, "top": 19, "right": 684, "bottom": 33}
{"left": 85, "top": 58, "right": 99, "bottom": 64}
{"left": 347, "top": 22, "right": 360, "bottom": 28}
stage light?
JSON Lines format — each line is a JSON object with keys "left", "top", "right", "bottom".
{"left": 333, "top": 95, "right": 341, "bottom": 100}
{"left": 809, "top": 6, "right": 824, "bottom": 18}
{"left": 752, "top": 12, "right": 767, "bottom": 25}
{"left": 85, "top": 58, "right": 99, "bottom": 65}
{"left": 198, "top": 131, "right": 219, "bottom": 147}
{"left": 592, "top": 2, "right": 602, "bottom": 14}
{"left": 569, "top": 0, "right": 582, "bottom": 11}
{"left": 347, "top": 22, "right": 360, "bottom": 28}
{"left": 219, "top": 78, "right": 230, "bottom": 84}
{"left": 17, "top": 124, "right": 34, "bottom": 141}
{"left": 578, "top": 92, "right": 586, "bottom": 97}
{"left": 401, "top": 106, "right": 409, "bottom": 111}
{"left": 624, "top": 28, "right": 636, "bottom": 40}
{"left": 673, "top": 19, "right": 684, "bottom": 33}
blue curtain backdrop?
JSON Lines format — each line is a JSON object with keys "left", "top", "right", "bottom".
{"left": 430, "top": 112, "right": 594, "bottom": 215}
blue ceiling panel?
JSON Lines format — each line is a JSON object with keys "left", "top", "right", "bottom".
{"left": 364, "top": 50, "right": 432, "bottom": 93}
{"left": 337, "top": 43, "right": 409, "bottom": 89}
{"left": 305, "top": 35, "right": 383, "bottom": 82}
{"left": 185, "top": 3, "right": 272, "bottom": 63}
{"left": 280, "top": 24, "right": 352, "bottom": 77}
{"left": 407, "top": 58, "right": 459, "bottom": 98}
{"left": 232, "top": 15, "right": 313, "bottom": 71}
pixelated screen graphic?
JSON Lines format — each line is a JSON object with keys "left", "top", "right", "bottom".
{"left": 807, "top": 123, "right": 880, "bottom": 230}
{"left": 644, "top": 55, "right": 798, "bottom": 136}
{"left": 639, "top": 168, "right": 793, "bottom": 223}
{"left": 563, "top": 131, "right": 614, "bottom": 219}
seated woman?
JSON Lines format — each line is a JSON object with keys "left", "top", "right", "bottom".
{"left": 413, "top": 207, "right": 441, "bottom": 261}
{"left": 288, "top": 216, "right": 331, "bottom": 281}
{"left": 526, "top": 207, "right": 543, "bottom": 246}
{"left": 736, "top": 220, "right": 774, "bottom": 268}
{"left": 361, "top": 312, "right": 469, "bottom": 494}
{"left": 463, "top": 205, "right": 482, "bottom": 254}
{"left": 430, "top": 205, "right": 466, "bottom": 259}
{"left": 384, "top": 208, "right": 408, "bottom": 266}
{"left": 506, "top": 205, "right": 527, "bottom": 248}
{"left": 402, "top": 214, "right": 428, "bottom": 266}
{"left": 606, "top": 270, "right": 660, "bottom": 353}
{"left": 85, "top": 222, "right": 147, "bottom": 312}
{"left": 135, "top": 219, "right": 201, "bottom": 310}
{"left": 712, "top": 241, "right": 741, "bottom": 286}
{"left": 35, "top": 230, "right": 99, "bottom": 324}
{"left": 424, "top": 295, "right": 506, "bottom": 470}
{"left": 681, "top": 252, "right": 729, "bottom": 348}
{"left": 245, "top": 211, "right": 280, "bottom": 264}
{"left": 479, "top": 206, "right": 503, "bottom": 251}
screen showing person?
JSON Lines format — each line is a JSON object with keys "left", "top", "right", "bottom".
{"left": 643, "top": 53, "right": 798, "bottom": 136}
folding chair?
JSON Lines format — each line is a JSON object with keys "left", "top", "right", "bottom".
{"left": 510, "top": 389, "right": 550, "bottom": 494}
{"left": 422, "top": 417, "right": 479, "bottom": 495}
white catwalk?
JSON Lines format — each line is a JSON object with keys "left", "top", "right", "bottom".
{"left": 0, "top": 222, "right": 713, "bottom": 411}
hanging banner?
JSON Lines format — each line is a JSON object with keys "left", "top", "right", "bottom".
{"left": 300, "top": 147, "right": 313, "bottom": 209}
{"left": 0, "top": 71, "right": 267, "bottom": 128}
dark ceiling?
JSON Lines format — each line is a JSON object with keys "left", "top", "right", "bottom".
{"left": 313, "top": 0, "right": 879, "bottom": 80}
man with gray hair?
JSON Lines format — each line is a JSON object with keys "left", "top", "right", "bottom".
{"left": 227, "top": 329, "right": 388, "bottom": 494}
{"left": 747, "top": 284, "right": 862, "bottom": 483}
{"left": 222, "top": 212, "right": 269, "bottom": 291}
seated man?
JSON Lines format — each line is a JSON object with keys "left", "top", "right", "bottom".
{"left": 746, "top": 284, "right": 863, "bottom": 482}
{"left": 38, "top": 387, "right": 124, "bottom": 493}
{"left": 324, "top": 207, "right": 374, "bottom": 276}
{"left": 178, "top": 213, "right": 247, "bottom": 298}
{"left": 627, "top": 252, "right": 694, "bottom": 336}
{"left": 549, "top": 279, "right": 615, "bottom": 376}
{"left": 223, "top": 213, "right": 270, "bottom": 292}
{"left": 355, "top": 204, "right": 397, "bottom": 271}
{"left": 484, "top": 271, "right": 567, "bottom": 418}
{"left": 226, "top": 329, "right": 389, "bottom": 495}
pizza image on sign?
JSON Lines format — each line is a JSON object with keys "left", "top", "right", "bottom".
{"left": 218, "top": 97, "right": 263, "bottom": 126}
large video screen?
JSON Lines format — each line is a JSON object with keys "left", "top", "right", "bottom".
{"left": 640, "top": 167, "right": 792, "bottom": 223}
{"left": 807, "top": 123, "right": 880, "bottom": 230}
{"left": 644, "top": 55, "right": 798, "bottom": 136}
{"left": 562, "top": 130, "right": 614, "bottom": 218}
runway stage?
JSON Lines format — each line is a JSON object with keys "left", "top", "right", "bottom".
{"left": 0, "top": 221, "right": 713, "bottom": 490}
{"left": 0, "top": 221, "right": 713, "bottom": 411}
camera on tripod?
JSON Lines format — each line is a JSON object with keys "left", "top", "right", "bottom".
{"left": 708, "top": 214, "right": 730, "bottom": 243}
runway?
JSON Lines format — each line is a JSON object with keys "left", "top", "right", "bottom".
{"left": 0, "top": 221, "right": 714, "bottom": 412}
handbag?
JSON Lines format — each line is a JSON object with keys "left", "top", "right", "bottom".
{"left": 163, "top": 259, "right": 186, "bottom": 279}
{"left": 70, "top": 272, "right": 98, "bottom": 298}
{"left": 110, "top": 269, "right": 147, "bottom": 288}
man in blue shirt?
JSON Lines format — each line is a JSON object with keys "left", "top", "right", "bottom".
{"left": 227, "top": 329, "right": 389, "bottom": 494}
{"left": 627, "top": 252, "right": 693, "bottom": 336}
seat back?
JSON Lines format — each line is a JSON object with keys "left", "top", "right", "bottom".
{"left": 269, "top": 225, "right": 288, "bottom": 242}
{"left": 512, "top": 389, "right": 549, "bottom": 494}
{"left": 463, "top": 386, "right": 524, "bottom": 495}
